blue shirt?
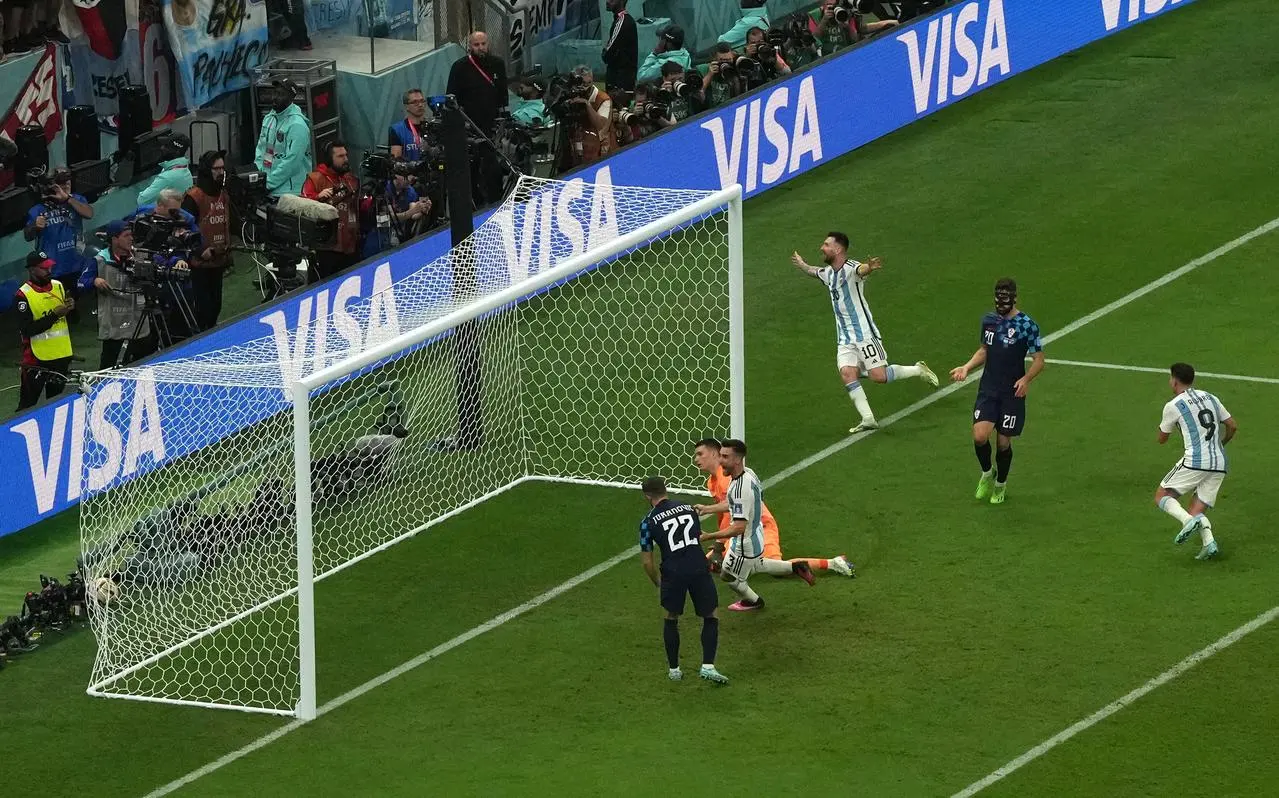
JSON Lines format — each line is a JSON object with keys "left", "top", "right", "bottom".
{"left": 362, "top": 182, "right": 419, "bottom": 258}
{"left": 979, "top": 311, "right": 1043, "bottom": 394}
{"left": 639, "top": 498, "right": 706, "bottom": 576}
{"left": 388, "top": 118, "right": 426, "bottom": 162}
{"left": 26, "top": 195, "right": 90, "bottom": 278}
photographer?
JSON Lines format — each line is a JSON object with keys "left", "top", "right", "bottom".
{"left": 361, "top": 166, "right": 432, "bottom": 259}
{"left": 637, "top": 24, "right": 691, "bottom": 84}
{"left": 302, "top": 140, "right": 361, "bottom": 282}
{"left": 564, "top": 66, "right": 613, "bottom": 167}
{"left": 613, "top": 83, "right": 665, "bottom": 147}
{"left": 702, "top": 44, "right": 743, "bottom": 110}
{"left": 137, "top": 133, "right": 193, "bottom": 207}
{"left": 180, "top": 150, "right": 231, "bottom": 332}
{"left": 808, "top": 0, "right": 899, "bottom": 54}
{"left": 718, "top": 0, "right": 771, "bottom": 50}
{"left": 658, "top": 61, "right": 697, "bottom": 124}
{"left": 746, "top": 26, "right": 792, "bottom": 79}
{"left": 388, "top": 88, "right": 430, "bottom": 162}
{"left": 13, "top": 252, "right": 77, "bottom": 411}
{"left": 24, "top": 166, "right": 94, "bottom": 285}
{"left": 93, "top": 221, "right": 154, "bottom": 369}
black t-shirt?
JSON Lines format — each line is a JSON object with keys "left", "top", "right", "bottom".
{"left": 639, "top": 499, "right": 706, "bottom": 576}
{"left": 446, "top": 54, "right": 508, "bottom": 134}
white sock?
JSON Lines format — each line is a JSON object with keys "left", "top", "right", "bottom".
{"left": 701, "top": 664, "right": 714, "bottom": 671}
{"left": 887, "top": 364, "right": 921, "bottom": 382}
{"left": 845, "top": 381, "right": 874, "bottom": 421}
{"left": 727, "top": 579, "right": 760, "bottom": 603}
{"left": 1158, "top": 496, "right": 1193, "bottom": 526}
{"left": 757, "top": 558, "right": 793, "bottom": 576}
{"left": 1200, "top": 520, "right": 1215, "bottom": 546}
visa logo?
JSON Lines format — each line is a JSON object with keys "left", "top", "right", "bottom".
{"left": 1101, "top": 0, "right": 1187, "bottom": 31}
{"left": 700, "top": 76, "right": 823, "bottom": 193}
{"left": 898, "top": 0, "right": 1011, "bottom": 115}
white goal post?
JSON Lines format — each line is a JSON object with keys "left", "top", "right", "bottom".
{"left": 79, "top": 176, "right": 743, "bottom": 719}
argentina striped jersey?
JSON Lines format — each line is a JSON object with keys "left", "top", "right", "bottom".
{"left": 815, "top": 261, "right": 880, "bottom": 345}
{"left": 1159, "top": 388, "right": 1231, "bottom": 473}
{"left": 726, "top": 466, "right": 766, "bottom": 558}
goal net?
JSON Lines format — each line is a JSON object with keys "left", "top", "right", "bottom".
{"left": 79, "top": 176, "right": 743, "bottom": 717}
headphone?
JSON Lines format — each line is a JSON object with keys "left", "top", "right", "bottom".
{"left": 322, "top": 140, "right": 342, "bottom": 168}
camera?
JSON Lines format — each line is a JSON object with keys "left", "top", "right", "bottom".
{"left": 544, "top": 72, "right": 593, "bottom": 123}
{"left": 658, "top": 78, "right": 696, "bottom": 100}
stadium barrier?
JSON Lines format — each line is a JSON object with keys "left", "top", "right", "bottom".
{"left": 1, "top": 0, "right": 1195, "bottom": 538}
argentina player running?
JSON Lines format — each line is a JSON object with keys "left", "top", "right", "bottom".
{"left": 638, "top": 477, "right": 730, "bottom": 684}
{"left": 949, "top": 278, "right": 1045, "bottom": 504}
{"left": 790, "top": 232, "right": 939, "bottom": 434}
{"left": 1154, "top": 363, "right": 1237, "bottom": 561}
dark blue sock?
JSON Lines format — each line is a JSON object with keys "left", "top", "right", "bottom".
{"left": 996, "top": 446, "right": 1013, "bottom": 483}
{"left": 975, "top": 441, "right": 993, "bottom": 472}
{"left": 701, "top": 617, "right": 719, "bottom": 665}
{"left": 663, "top": 618, "right": 680, "bottom": 669}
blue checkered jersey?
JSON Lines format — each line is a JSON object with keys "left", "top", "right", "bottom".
{"left": 1160, "top": 388, "right": 1231, "bottom": 473}
{"left": 814, "top": 261, "right": 881, "bottom": 345}
{"left": 639, "top": 499, "right": 707, "bottom": 575}
{"left": 979, "top": 311, "right": 1043, "bottom": 394}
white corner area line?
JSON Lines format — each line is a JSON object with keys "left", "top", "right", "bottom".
{"left": 1043, "top": 358, "right": 1279, "bottom": 385}
{"left": 143, "top": 215, "right": 1279, "bottom": 797}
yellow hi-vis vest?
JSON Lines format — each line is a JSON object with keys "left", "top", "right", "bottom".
{"left": 18, "top": 280, "right": 73, "bottom": 361}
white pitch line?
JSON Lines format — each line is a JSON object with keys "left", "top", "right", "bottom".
{"left": 143, "top": 215, "right": 1279, "bottom": 797}
{"left": 951, "top": 605, "right": 1279, "bottom": 797}
{"left": 1043, "top": 358, "right": 1279, "bottom": 385}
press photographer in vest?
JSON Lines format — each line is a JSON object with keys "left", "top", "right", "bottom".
{"left": 388, "top": 88, "right": 430, "bottom": 162}
{"left": 302, "top": 140, "right": 361, "bottom": 281}
{"left": 181, "top": 150, "right": 231, "bottom": 331}
{"left": 24, "top": 167, "right": 94, "bottom": 287}
{"left": 94, "top": 220, "right": 164, "bottom": 369}
{"left": 564, "top": 65, "right": 613, "bottom": 167}
{"left": 13, "top": 252, "right": 77, "bottom": 411}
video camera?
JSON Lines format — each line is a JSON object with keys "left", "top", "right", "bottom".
{"left": 226, "top": 166, "right": 336, "bottom": 286}
{"left": 543, "top": 72, "right": 594, "bottom": 123}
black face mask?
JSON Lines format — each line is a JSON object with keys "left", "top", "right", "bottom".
{"left": 994, "top": 290, "right": 1017, "bottom": 315}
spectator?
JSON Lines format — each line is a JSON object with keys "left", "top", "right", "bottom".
{"left": 4, "top": 0, "right": 67, "bottom": 54}
{"left": 658, "top": 61, "right": 696, "bottom": 124}
{"left": 509, "top": 77, "right": 548, "bottom": 126}
{"left": 13, "top": 251, "right": 76, "bottom": 411}
{"left": 718, "top": 0, "right": 770, "bottom": 51}
{"left": 279, "top": 0, "right": 311, "bottom": 50}
{"left": 637, "top": 24, "right": 691, "bottom": 84}
{"left": 137, "top": 133, "right": 193, "bottom": 206}
{"left": 565, "top": 65, "right": 613, "bottom": 167}
{"left": 389, "top": 88, "right": 430, "bottom": 162}
{"left": 447, "top": 31, "right": 509, "bottom": 204}
{"left": 703, "top": 44, "right": 743, "bottom": 110}
{"left": 302, "top": 140, "right": 361, "bottom": 282}
{"left": 181, "top": 150, "right": 231, "bottom": 332}
{"left": 361, "top": 171, "right": 431, "bottom": 259}
{"left": 809, "top": 0, "right": 898, "bottom": 53}
{"left": 255, "top": 79, "right": 312, "bottom": 196}
{"left": 447, "top": 31, "right": 508, "bottom": 136}
{"left": 601, "top": 0, "right": 638, "bottom": 99}
{"left": 24, "top": 166, "right": 94, "bottom": 286}
{"left": 94, "top": 221, "right": 154, "bottom": 369}
{"left": 133, "top": 189, "right": 198, "bottom": 230}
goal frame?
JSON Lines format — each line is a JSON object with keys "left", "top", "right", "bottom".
{"left": 87, "top": 184, "right": 744, "bottom": 720}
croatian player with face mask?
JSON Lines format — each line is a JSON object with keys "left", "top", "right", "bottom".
{"left": 949, "top": 278, "right": 1045, "bottom": 505}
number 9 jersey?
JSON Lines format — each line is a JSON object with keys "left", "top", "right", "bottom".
{"left": 1160, "top": 388, "right": 1231, "bottom": 474}
{"left": 639, "top": 499, "right": 709, "bottom": 576}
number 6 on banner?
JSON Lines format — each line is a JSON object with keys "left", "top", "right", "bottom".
{"left": 142, "top": 22, "right": 175, "bottom": 121}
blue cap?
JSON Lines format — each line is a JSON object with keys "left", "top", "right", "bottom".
{"left": 104, "top": 220, "right": 128, "bottom": 238}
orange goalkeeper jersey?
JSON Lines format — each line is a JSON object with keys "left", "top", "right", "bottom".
{"left": 707, "top": 468, "right": 782, "bottom": 558}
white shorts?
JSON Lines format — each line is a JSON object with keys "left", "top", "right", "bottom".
{"left": 837, "top": 339, "right": 888, "bottom": 372}
{"left": 722, "top": 547, "right": 762, "bottom": 582}
{"left": 1160, "top": 463, "right": 1226, "bottom": 507}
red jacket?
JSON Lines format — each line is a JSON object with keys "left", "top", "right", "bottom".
{"left": 302, "top": 164, "right": 361, "bottom": 254}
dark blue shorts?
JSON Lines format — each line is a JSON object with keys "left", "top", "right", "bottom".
{"left": 974, "top": 391, "right": 1026, "bottom": 437}
{"left": 660, "top": 569, "right": 718, "bottom": 616}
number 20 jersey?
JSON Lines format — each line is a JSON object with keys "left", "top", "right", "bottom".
{"left": 1160, "top": 389, "right": 1231, "bottom": 473}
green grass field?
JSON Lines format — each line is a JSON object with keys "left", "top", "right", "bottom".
{"left": 4, "top": 1, "right": 1279, "bottom": 795}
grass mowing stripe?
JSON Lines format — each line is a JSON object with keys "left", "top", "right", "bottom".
{"left": 142, "top": 215, "right": 1279, "bottom": 797}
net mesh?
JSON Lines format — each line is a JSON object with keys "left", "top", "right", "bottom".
{"left": 80, "top": 176, "right": 733, "bottom": 714}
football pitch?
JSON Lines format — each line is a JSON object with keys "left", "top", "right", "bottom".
{"left": 5, "top": 1, "right": 1279, "bottom": 795}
